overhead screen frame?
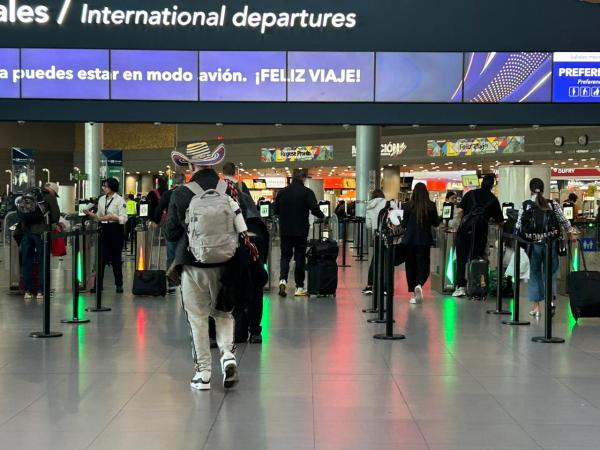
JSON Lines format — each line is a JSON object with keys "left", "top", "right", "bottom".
{"left": 1, "top": 48, "right": 592, "bottom": 104}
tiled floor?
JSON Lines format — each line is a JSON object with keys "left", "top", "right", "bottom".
{"left": 1, "top": 250, "right": 600, "bottom": 449}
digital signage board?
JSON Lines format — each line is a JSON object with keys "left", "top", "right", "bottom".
{"left": 375, "top": 53, "right": 463, "bottom": 102}
{"left": 463, "top": 52, "right": 552, "bottom": 103}
{"left": 553, "top": 52, "right": 600, "bottom": 103}
{"left": 0, "top": 48, "right": 20, "bottom": 98}
{"left": 199, "top": 51, "right": 286, "bottom": 101}
{"left": 287, "top": 52, "right": 374, "bottom": 102}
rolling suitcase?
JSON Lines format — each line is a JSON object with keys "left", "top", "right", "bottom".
{"left": 307, "top": 239, "right": 338, "bottom": 297}
{"left": 132, "top": 226, "right": 166, "bottom": 297}
{"left": 466, "top": 257, "right": 490, "bottom": 300}
{"left": 567, "top": 241, "right": 600, "bottom": 320}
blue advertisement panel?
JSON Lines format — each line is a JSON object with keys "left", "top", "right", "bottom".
{"left": 199, "top": 51, "right": 286, "bottom": 101}
{"left": 0, "top": 49, "right": 20, "bottom": 98}
{"left": 463, "top": 52, "right": 552, "bottom": 103}
{"left": 376, "top": 53, "right": 463, "bottom": 102}
{"left": 20, "top": 48, "right": 110, "bottom": 99}
{"left": 553, "top": 52, "right": 600, "bottom": 103}
{"left": 287, "top": 52, "right": 374, "bottom": 102}
{"left": 111, "top": 50, "right": 198, "bottom": 101}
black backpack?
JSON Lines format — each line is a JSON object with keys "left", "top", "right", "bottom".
{"left": 519, "top": 200, "right": 561, "bottom": 242}
{"left": 459, "top": 193, "right": 494, "bottom": 235}
{"left": 16, "top": 188, "right": 48, "bottom": 225}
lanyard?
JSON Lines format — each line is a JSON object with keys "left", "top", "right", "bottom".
{"left": 104, "top": 195, "right": 115, "bottom": 214}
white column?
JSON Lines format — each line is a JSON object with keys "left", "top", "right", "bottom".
{"left": 84, "top": 122, "right": 103, "bottom": 198}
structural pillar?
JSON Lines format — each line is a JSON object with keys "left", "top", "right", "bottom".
{"left": 84, "top": 122, "right": 103, "bottom": 199}
{"left": 355, "top": 125, "right": 381, "bottom": 217}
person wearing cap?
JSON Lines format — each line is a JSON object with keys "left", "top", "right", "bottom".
{"left": 20, "top": 182, "right": 61, "bottom": 300}
{"left": 165, "top": 142, "right": 254, "bottom": 391}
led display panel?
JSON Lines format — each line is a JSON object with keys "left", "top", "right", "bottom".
{"left": 20, "top": 48, "right": 110, "bottom": 99}
{"left": 375, "top": 52, "right": 463, "bottom": 102}
{"left": 463, "top": 52, "right": 552, "bottom": 103}
{"left": 287, "top": 52, "right": 374, "bottom": 102}
{"left": 0, "top": 48, "right": 19, "bottom": 98}
{"left": 199, "top": 51, "right": 286, "bottom": 101}
{"left": 553, "top": 52, "right": 600, "bottom": 102}
{"left": 110, "top": 50, "right": 198, "bottom": 101}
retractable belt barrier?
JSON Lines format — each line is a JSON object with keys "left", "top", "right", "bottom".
{"left": 339, "top": 217, "right": 351, "bottom": 268}
{"left": 30, "top": 225, "right": 109, "bottom": 339}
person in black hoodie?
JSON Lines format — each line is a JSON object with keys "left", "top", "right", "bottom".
{"left": 273, "top": 168, "right": 324, "bottom": 297}
{"left": 401, "top": 182, "right": 441, "bottom": 304}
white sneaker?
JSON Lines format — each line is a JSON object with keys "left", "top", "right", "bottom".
{"left": 190, "top": 370, "right": 211, "bottom": 391}
{"left": 409, "top": 296, "right": 417, "bottom": 304}
{"left": 221, "top": 354, "right": 239, "bottom": 389}
{"left": 294, "top": 287, "right": 308, "bottom": 297}
{"left": 452, "top": 287, "right": 466, "bottom": 298}
{"left": 278, "top": 280, "right": 287, "bottom": 298}
{"left": 414, "top": 285, "right": 423, "bottom": 304}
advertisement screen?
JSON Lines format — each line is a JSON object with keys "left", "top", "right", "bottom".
{"left": 563, "top": 205, "right": 574, "bottom": 220}
{"left": 259, "top": 203, "right": 270, "bottom": 218}
{"left": 376, "top": 53, "right": 463, "bottom": 102}
{"left": 78, "top": 201, "right": 88, "bottom": 217}
{"left": 20, "top": 48, "right": 110, "bottom": 99}
{"left": 111, "top": 50, "right": 198, "bottom": 101}
{"left": 0, "top": 49, "right": 20, "bottom": 98}
{"left": 139, "top": 203, "right": 149, "bottom": 217}
{"left": 461, "top": 174, "right": 480, "bottom": 188}
{"left": 553, "top": 52, "right": 600, "bottom": 102}
{"left": 200, "top": 51, "right": 286, "bottom": 101}
{"left": 319, "top": 202, "right": 330, "bottom": 217}
{"left": 463, "top": 52, "right": 552, "bottom": 103}
{"left": 442, "top": 204, "right": 453, "bottom": 220}
{"left": 287, "top": 52, "right": 375, "bottom": 102}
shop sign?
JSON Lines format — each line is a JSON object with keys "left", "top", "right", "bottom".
{"left": 352, "top": 141, "right": 407, "bottom": 158}
{"left": 264, "top": 177, "right": 287, "bottom": 189}
{"left": 427, "top": 136, "right": 525, "bottom": 157}
{"left": 260, "top": 145, "right": 333, "bottom": 162}
{"left": 551, "top": 167, "right": 600, "bottom": 177}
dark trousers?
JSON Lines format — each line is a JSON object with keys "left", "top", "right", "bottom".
{"left": 100, "top": 223, "right": 124, "bottom": 288}
{"left": 280, "top": 235, "right": 308, "bottom": 287}
{"left": 404, "top": 245, "right": 431, "bottom": 292}
{"left": 455, "top": 227, "right": 488, "bottom": 288}
{"left": 21, "top": 231, "right": 44, "bottom": 293}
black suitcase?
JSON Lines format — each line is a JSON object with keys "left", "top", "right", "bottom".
{"left": 567, "top": 241, "right": 600, "bottom": 320}
{"left": 132, "top": 270, "right": 167, "bottom": 296}
{"left": 466, "top": 258, "right": 489, "bottom": 300}
{"left": 132, "top": 226, "right": 166, "bottom": 297}
{"left": 307, "top": 239, "right": 339, "bottom": 261}
{"left": 307, "top": 259, "right": 338, "bottom": 297}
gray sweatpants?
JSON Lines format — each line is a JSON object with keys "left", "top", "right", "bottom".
{"left": 180, "top": 265, "right": 235, "bottom": 372}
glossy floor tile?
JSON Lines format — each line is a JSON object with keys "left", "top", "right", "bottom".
{"left": 1, "top": 249, "right": 600, "bottom": 449}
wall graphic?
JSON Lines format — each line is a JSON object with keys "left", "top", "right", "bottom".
{"left": 260, "top": 145, "right": 333, "bottom": 162}
{"left": 427, "top": 136, "right": 525, "bottom": 157}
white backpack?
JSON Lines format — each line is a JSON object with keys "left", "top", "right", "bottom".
{"left": 184, "top": 181, "right": 239, "bottom": 264}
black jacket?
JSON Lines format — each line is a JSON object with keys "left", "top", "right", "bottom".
{"left": 165, "top": 169, "right": 236, "bottom": 268}
{"left": 401, "top": 200, "right": 441, "bottom": 247}
{"left": 273, "top": 179, "right": 324, "bottom": 237}
{"left": 23, "top": 189, "right": 61, "bottom": 235}
{"left": 152, "top": 189, "right": 172, "bottom": 224}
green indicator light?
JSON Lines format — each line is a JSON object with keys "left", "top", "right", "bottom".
{"left": 442, "top": 297, "right": 457, "bottom": 351}
{"left": 445, "top": 246, "right": 455, "bottom": 286}
{"left": 572, "top": 247, "right": 580, "bottom": 272}
{"left": 77, "top": 251, "right": 83, "bottom": 283}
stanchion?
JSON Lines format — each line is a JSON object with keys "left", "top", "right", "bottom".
{"left": 533, "top": 239, "right": 565, "bottom": 343}
{"left": 374, "top": 237, "right": 405, "bottom": 340}
{"left": 487, "top": 228, "right": 511, "bottom": 315}
{"left": 354, "top": 219, "right": 367, "bottom": 262}
{"left": 362, "top": 229, "right": 379, "bottom": 314}
{"left": 339, "top": 219, "right": 351, "bottom": 268}
{"left": 30, "top": 231, "right": 63, "bottom": 338}
{"left": 503, "top": 236, "right": 530, "bottom": 326}
{"left": 86, "top": 227, "right": 111, "bottom": 313}
{"left": 62, "top": 228, "right": 90, "bottom": 324}
{"left": 368, "top": 232, "right": 387, "bottom": 323}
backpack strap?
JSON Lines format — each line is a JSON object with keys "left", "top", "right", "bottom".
{"left": 216, "top": 180, "right": 228, "bottom": 195}
{"left": 185, "top": 182, "right": 204, "bottom": 196}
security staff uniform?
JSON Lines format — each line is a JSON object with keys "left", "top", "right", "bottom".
{"left": 97, "top": 192, "right": 128, "bottom": 289}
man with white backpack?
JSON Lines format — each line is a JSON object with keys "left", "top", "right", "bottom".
{"left": 165, "top": 142, "right": 251, "bottom": 391}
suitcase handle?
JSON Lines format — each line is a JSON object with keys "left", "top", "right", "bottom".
{"left": 577, "top": 238, "right": 589, "bottom": 272}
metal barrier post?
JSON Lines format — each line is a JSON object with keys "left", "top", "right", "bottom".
{"left": 487, "top": 229, "right": 511, "bottom": 315}
{"left": 30, "top": 231, "right": 63, "bottom": 338}
{"left": 503, "top": 236, "right": 530, "bottom": 326}
{"left": 532, "top": 239, "right": 565, "bottom": 343}
{"left": 355, "top": 219, "right": 367, "bottom": 262}
{"left": 374, "top": 236, "right": 405, "bottom": 341}
{"left": 363, "top": 229, "right": 379, "bottom": 314}
{"left": 86, "top": 227, "right": 111, "bottom": 313}
{"left": 339, "top": 219, "right": 351, "bottom": 268}
{"left": 62, "top": 228, "right": 90, "bottom": 324}
{"left": 368, "top": 233, "right": 388, "bottom": 324}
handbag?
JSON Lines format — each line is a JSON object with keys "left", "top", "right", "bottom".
{"left": 51, "top": 229, "right": 67, "bottom": 257}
